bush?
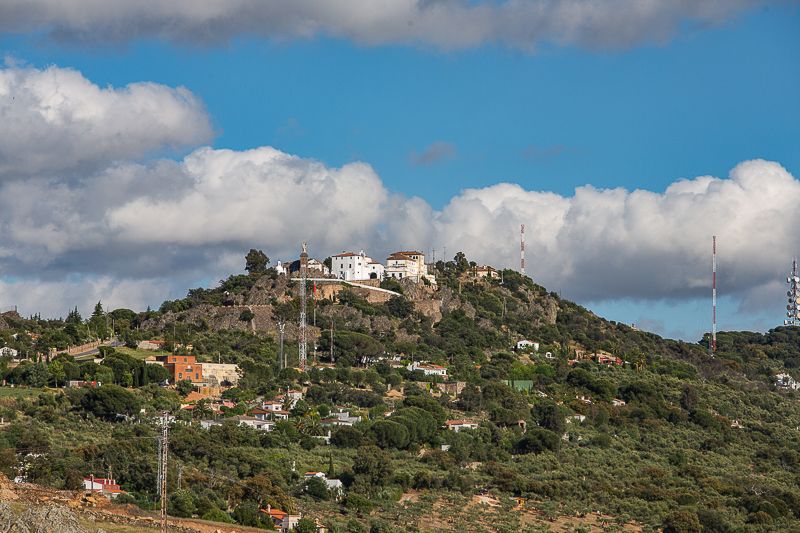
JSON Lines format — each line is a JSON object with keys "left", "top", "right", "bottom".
{"left": 663, "top": 510, "right": 702, "bottom": 533}
{"left": 513, "top": 428, "right": 560, "bottom": 455}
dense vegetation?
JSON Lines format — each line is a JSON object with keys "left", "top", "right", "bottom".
{"left": 1, "top": 251, "right": 800, "bottom": 532}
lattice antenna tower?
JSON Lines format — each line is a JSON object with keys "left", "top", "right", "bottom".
{"left": 520, "top": 224, "right": 525, "bottom": 276}
{"left": 785, "top": 258, "right": 800, "bottom": 327}
{"left": 299, "top": 242, "right": 308, "bottom": 371}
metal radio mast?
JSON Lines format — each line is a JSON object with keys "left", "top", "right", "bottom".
{"left": 299, "top": 242, "right": 308, "bottom": 371}
{"left": 520, "top": 224, "right": 525, "bottom": 276}
{"left": 786, "top": 258, "right": 800, "bottom": 326}
{"left": 711, "top": 236, "right": 717, "bottom": 356}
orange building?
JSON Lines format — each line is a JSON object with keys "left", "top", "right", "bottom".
{"left": 157, "top": 354, "right": 203, "bottom": 384}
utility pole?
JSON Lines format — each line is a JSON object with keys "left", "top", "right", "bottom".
{"left": 158, "top": 413, "right": 169, "bottom": 533}
{"left": 299, "top": 242, "right": 308, "bottom": 371}
{"left": 278, "top": 321, "right": 286, "bottom": 370}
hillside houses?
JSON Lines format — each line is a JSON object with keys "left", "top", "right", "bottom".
{"left": 279, "top": 246, "right": 437, "bottom": 285}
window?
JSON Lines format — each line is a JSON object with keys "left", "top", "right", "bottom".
{"left": 184, "top": 357, "right": 187, "bottom": 362}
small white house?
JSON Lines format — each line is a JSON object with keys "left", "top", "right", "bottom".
{"left": 407, "top": 361, "right": 448, "bottom": 377}
{"left": 0, "top": 347, "right": 18, "bottom": 358}
{"left": 304, "top": 471, "right": 344, "bottom": 496}
{"left": 444, "top": 419, "right": 479, "bottom": 432}
{"left": 775, "top": 373, "right": 800, "bottom": 390}
{"left": 516, "top": 340, "right": 539, "bottom": 352}
{"left": 330, "top": 251, "right": 384, "bottom": 281}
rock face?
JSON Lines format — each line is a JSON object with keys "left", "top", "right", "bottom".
{"left": 0, "top": 502, "right": 87, "bottom": 533}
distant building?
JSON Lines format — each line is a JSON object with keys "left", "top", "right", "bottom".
{"left": 304, "top": 471, "right": 344, "bottom": 496}
{"left": 330, "top": 250, "right": 385, "bottom": 281}
{"left": 84, "top": 476, "right": 126, "bottom": 499}
{"left": 474, "top": 265, "right": 500, "bottom": 279}
{"left": 201, "top": 416, "right": 275, "bottom": 431}
{"left": 385, "top": 251, "right": 436, "bottom": 284}
{"left": 157, "top": 354, "right": 203, "bottom": 384}
{"left": 0, "top": 347, "right": 18, "bottom": 358}
{"left": 775, "top": 373, "right": 800, "bottom": 390}
{"left": 276, "top": 258, "right": 329, "bottom": 277}
{"left": 444, "top": 419, "right": 479, "bottom": 432}
{"left": 515, "top": 340, "right": 539, "bottom": 352}
{"left": 435, "top": 381, "right": 466, "bottom": 397}
{"left": 261, "top": 505, "right": 301, "bottom": 532}
{"left": 201, "top": 363, "right": 241, "bottom": 387}
{"left": 407, "top": 361, "right": 448, "bottom": 377}
{"left": 321, "top": 410, "right": 361, "bottom": 427}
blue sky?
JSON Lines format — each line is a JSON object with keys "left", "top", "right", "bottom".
{"left": 0, "top": 1, "right": 798, "bottom": 340}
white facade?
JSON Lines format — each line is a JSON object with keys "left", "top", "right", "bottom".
{"left": 516, "top": 340, "right": 539, "bottom": 352}
{"left": 445, "top": 420, "right": 479, "bottom": 432}
{"left": 775, "top": 373, "right": 800, "bottom": 390}
{"left": 407, "top": 361, "right": 448, "bottom": 377}
{"left": 276, "top": 258, "right": 329, "bottom": 277}
{"left": 330, "top": 251, "right": 384, "bottom": 281}
{"left": 0, "top": 347, "right": 18, "bottom": 358}
{"left": 385, "top": 251, "right": 435, "bottom": 284}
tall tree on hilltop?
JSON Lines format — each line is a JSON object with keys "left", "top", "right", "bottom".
{"left": 245, "top": 249, "right": 269, "bottom": 275}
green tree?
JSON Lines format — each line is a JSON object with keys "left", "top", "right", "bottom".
{"left": 175, "top": 380, "right": 194, "bottom": 397}
{"left": 295, "top": 517, "right": 318, "bottom": 533}
{"left": 352, "top": 445, "right": 391, "bottom": 491}
{"left": 49, "top": 360, "right": 66, "bottom": 387}
{"left": 245, "top": 249, "right": 270, "bottom": 275}
{"left": 305, "top": 476, "right": 330, "bottom": 500}
{"left": 663, "top": 510, "right": 702, "bottom": 533}
{"left": 79, "top": 384, "right": 141, "bottom": 420}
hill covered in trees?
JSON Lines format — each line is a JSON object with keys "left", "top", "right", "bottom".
{"left": 1, "top": 251, "right": 800, "bottom": 532}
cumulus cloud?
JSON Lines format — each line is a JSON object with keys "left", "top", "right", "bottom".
{"left": 0, "top": 0, "right": 775, "bottom": 50}
{"left": 0, "top": 64, "right": 212, "bottom": 178}
{"left": 0, "top": 64, "right": 797, "bottom": 325}
{"left": 410, "top": 141, "right": 457, "bottom": 166}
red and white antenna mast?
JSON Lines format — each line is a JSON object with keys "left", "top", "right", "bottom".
{"left": 520, "top": 224, "right": 525, "bottom": 276}
{"left": 711, "top": 236, "right": 717, "bottom": 356}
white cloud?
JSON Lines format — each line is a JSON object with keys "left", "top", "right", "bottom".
{"left": 0, "top": 0, "right": 773, "bottom": 50}
{"left": 0, "top": 276, "right": 171, "bottom": 318}
{"left": 0, "top": 64, "right": 796, "bottom": 327}
{"left": 431, "top": 160, "right": 800, "bottom": 303}
{"left": 0, "top": 64, "right": 212, "bottom": 178}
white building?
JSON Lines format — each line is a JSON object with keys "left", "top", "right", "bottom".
{"left": 201, "top": 416, "right": 275, "bottom": 431}
{"left": 0, "top": 347, "right": 18, "bottom": 358}
{"left": 407, "top": 361, "right": 448, "bottom": 377}
{"left": 516, "top": 340, "right": 539, "bottom": 352}
{"left": 276, "top": 258, "right": 329, "bottom": 277}
{"left": 385, "top": 251, "right": 436, "bottom": 284}
{"left": 445, "top": 419, "right": 479, "bottom": 432}
{"left": 304, "top": 471, "right": 344, "bottom": 496}
{"left": 775, "top": 373, "right": 800, "bottom": 390}
{"left": 321, "top": 410, "right": 362, "bottom": 427}
{"left": 330, "top": 251, "right": 384, "bottom": 281}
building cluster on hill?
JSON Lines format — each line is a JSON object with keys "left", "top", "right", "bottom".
{"left": 276, "top": 249, "right": 438, "bottom": 285}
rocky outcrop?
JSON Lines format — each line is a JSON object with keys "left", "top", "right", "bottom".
{"left": 0, "top": 502, "right": 87, "bottom": 533}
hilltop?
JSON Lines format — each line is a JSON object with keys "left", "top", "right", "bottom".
{"left": 1, "top": 251, "right": 800, "bottom": 532}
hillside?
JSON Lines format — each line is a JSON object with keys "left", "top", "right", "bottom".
{"left": 2, "top": 252, "right": 800, "bottom": 532}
